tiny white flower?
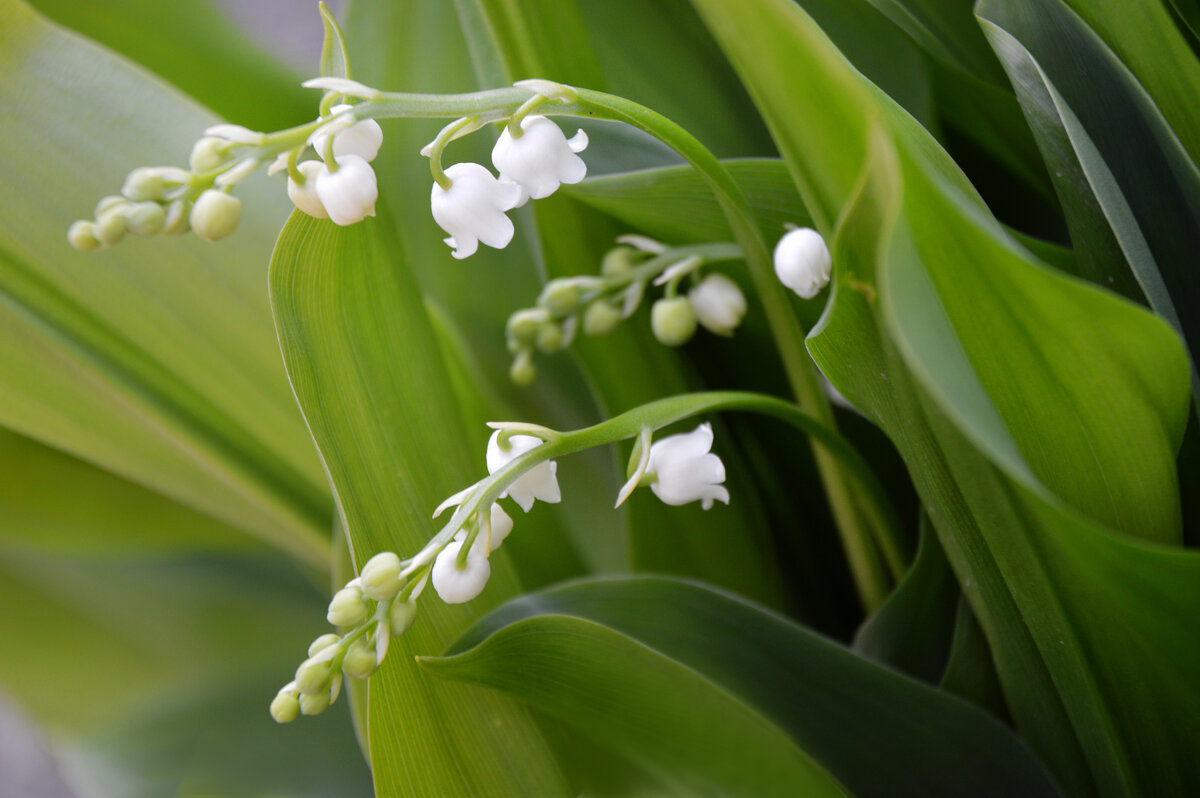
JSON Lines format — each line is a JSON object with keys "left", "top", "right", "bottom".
{"left": 773, "top": 227, "right": 832, "bottom": 299}
{"left": 287, "top": 160, "right": 329, "bottom": 219}
{"left": 431, "top": 539, "right": 491, "bottom": 604}
{"left": 486, "top": 431, "right": 561, "bottom": 512}
{"left": 314, "top": 154, "right": 378, "bottom": 226}
{"left": 431, "top": 162, "right": 522, "bottom": 259}
{"left": 688, "top": 273, "right": 747, "bottom": 336}
{"left": 491, "top": 115, "right": 588, "bottom": 201}
{"left": 311, "top": 104, "right": 384, "bottom": 162}
{"left": 646, "top": 423, "right": 730, "bottom": 510}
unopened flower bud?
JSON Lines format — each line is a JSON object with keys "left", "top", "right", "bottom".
{"left": 389, "top": 598, "right": 418, "bottom": 636}
{"left": 270, "top": 690, "right": 300, "bottom": 723}
{"left": 190, "top": 136, "right": 230, "bottom": 173}
{"left": 509, "top": 350, "right": 536, "bottom": 386}
{"left": 538, "top": 279, "right": 583, "bottom": 316}
{"left": 189, "top": 190, "right": 241, "bottom": 242}
{"left": 122, "top": 167, "right": 167, "bottom": 201}
{"left": 688, "top": 274, "right": 746, "bottom": 336}
{"left": 124, "top": 202, "right": 166, "bottom": 237}
{"left": 299, "top": 690, "right": 331, "bottom": 716}
{"left": 94, "top": 195, "right": 126, "bottom": 218}
{"left": 582, "top": 300, "right": 622, "bottom": 336}
{"left": 94, "top": 210, "right": 127, "bottom": 247}
{"left": 360, "top": 551, "right": 402, "bottom": 601}
{"left": 295, "top": 657, "right": 332, "bottom": 695}
{"left": 506, "top": 308, "right": 550, "bottom": 348}
{"left": 342, "top": 638, "right": 379, "bottom": 679}
{"left": 287, "top": 160, "right": 329, "bottom": 219}
{"left": 327, "top": 586, "right": 368, "bottom": 627}
{"left": 773, "top": 227, "right": 832, "bottom": 299}
{"left": 601, "top": 245, "right": 637, "bottom": 277}
{"left": 162, "top": 199, "right": 191, "bottom": 235}
{"left": 431, "top": 539, "right": 491, "bottom": 604}
{"left": 67, "top": 221, "right": 101, "bottom": 251}
{"left": 307, "top": 633, "right": 342, "bottom": 657}
{"left": 651, "top": 296, "right": 696, "bottom": 346}
{"left": 536, "top": 322, "right": 567, "bottom": 353}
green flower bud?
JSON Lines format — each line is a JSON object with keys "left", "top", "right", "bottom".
{"left": 189, "top": 190, "right": 241, "bottom": 242}
{"left": 67, "top": 221, "right": 101, "bottom": 252}
{"left": 307, "top": 633, "right": 342, "bottom": 657}
{"left": 94, "top": 210, "right": 127, "bottom": 247}
{"left": 506, "top": 308, "right": 551, "bottom": 349}
{"left": 509, "top": 350, "right": 536, "bottom": 387}
{"left": 122, "top": 167, "right": 167, "bottom": 201}
{"left": 601, "top": 245, "right": 637, "bottom": 277}
{"left": 124, "top": 202, "right": 166, "bottom": 237}
{"left": 327, "top": 586, "right": 368, "bottom": 627}
{"left": 538, "top": 279, "right": 582, "bottom": 317}
{"left": 342, "top": 639, "right": 378, "bottom": 679}
{"left": 161, "top": 199, "right": 190, "bottom": 235}
{"left": 582, "top": 300, "right": 622, "bottom": 336}
{"left": 295, "top": 657, "right": 332, "bottom": 695}
{"left": 651, "top": 296, "right": 697, "bottom": 347}
{"left": 270, "top": 690, "right": 300, "bottom": 723}
{"left": 299, "top": 690, "right": 331, "bottom": 716}
{"left": 536, "top": 322, "right": 567, "bottom": 353}
{"left": 190, "top": 136, "right": 230, "bottom": 173}
{"left": 360, "top": 552, "right": 403, "bottom": 601}
{"left": 94, "top": 194, "right": 126, "bottom": 218}
{"left": 389, "top": 598, "right": 418, "bottom": 636}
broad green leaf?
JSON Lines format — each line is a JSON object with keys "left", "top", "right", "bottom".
{"left": 269, "top": 210, "right": 570, "bottom": 797}
{"left": 687, "top": 0, "right": 1196, "bottom": 792}
{"left": 427, "top": 576, "right": 1062, "bottom": 798}
{"left": 25, "top": 0, "right": 310, "bottom": 131}
{"left": 853, "top": 512, "right": 958, "bottom": 683}
{"left": 0, "top": 0, "right": 331, "bottom": 567}
{"left": 978, "top": 0, "right": 1200, "bottom": 401}
{"left": 0, "top": 429, "right": 255, "bottom": 555}
{"left": 565, "top": 159, "right": 812, "bottom": 244}
{"left": 860, "top": 0, "right": 1008, "bottom": 82}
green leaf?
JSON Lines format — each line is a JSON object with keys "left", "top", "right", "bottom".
{"left": 25, "top": 0, "right": 310, "bottom": 131}
{"left": 318, "top": 0, "right": 352, "bottom": 79}
{"left": 269, "top": 209, "right": 571, "bottom": 797}
{"left": 0, "top": 0, "right": 330, "bottom": 567}
{"left": 426, "top": 576, "right": 1062, "bottom": 798}
{"left": 978, "top": 0, "right": 1200, "bottom": 402}
{"left": 860, "top": 0, "right": 1008, "bottom": 82}
{"left": 565, "top": 159, "right": 812, "bottom": 243}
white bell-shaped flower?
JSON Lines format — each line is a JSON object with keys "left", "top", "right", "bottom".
{"left": 287, "top": 160, "right": 329, "bottom": 219}
{"left": 452, "top": 503, "right": 514, "bottom": 553}
{"left": 432, "top": 539, "right": 491, "bottom": 604}
{"left": 486, "top": 431, "right": 561, "bottom": 512}
{"left": 773, "top": 227, "right": 832, "bottom": 299}
{"left": 491, "top": 115, "right": 588, "bottom": 201}
{"left": 311, "top": 104, "right": 383, "bottom": 162}
{"left": 431, "top": 162, "right": 523, "bottom": 259}
{"left": 646, "top": 423, "right": 730, "bottom": 510}
{"left": 688, "top": 273, "right": 747, "bottom": 336}
{"left": 314, "top": 154, "right": 378, "bottom": 226}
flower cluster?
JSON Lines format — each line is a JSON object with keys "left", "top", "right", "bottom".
{"left": 428, "top": 112, "right": 589, "bottom": 259}
{"left": 283, "top": 103, "right": 382, "bottom": 225}
{"left": 501, "top": 234, "right": 749, "bottom": 384}
{"left": 272, "top": 418, "right": 727, "bottom": 722}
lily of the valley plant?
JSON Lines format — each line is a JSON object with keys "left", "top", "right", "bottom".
{"left": 2, "top": 0, "right": 1198, "bottom": 796}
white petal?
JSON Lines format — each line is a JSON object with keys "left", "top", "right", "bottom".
{"left": 488, "top": 503, "right": 513, "bottom": 551}
{"left": 431, "top": 540, "right": 491, "bottom": 604}
{"left": 567, "top": 129, "right": 589, "bottom": 153}
{"left": 689, "top": 273, "right": 747, "bottom": 336}
{"left": 773, "top": 227, "right": 831, "bottom": 299}
{"left": 647, "top": 423, "right": 714, "bottom": 472}
{"left": 287, "top": 160, "right": 329, "bottom": 219}
{"left": 314, "top": 155, "right": 378, "bottom": 226}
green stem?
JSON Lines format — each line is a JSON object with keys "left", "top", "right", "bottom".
{"left": 405, "top": 391, "right": 900, "bottom": 606}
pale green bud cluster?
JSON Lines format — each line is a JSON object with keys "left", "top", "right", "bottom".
{"left": 66, "top": 131, "right": 256, "bottom": 251}
{"left": 503, "top": 236, "right": 749, "bottom": 383}
{"left": 271, "top": 549, "right": 422, "bottom": 723}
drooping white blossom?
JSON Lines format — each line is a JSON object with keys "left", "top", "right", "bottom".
{"left": 287, "top": 160, "right": 329, "bottom": 219}
{"left": 773, "top": 227, "right": 832, "bottom": 299}
{"left": 486, "top": 431, "right": 561, "bottom": 512}
{"left": 431, "top": 162, "right": 523, "bottom": 259}
{"left": 646, "top": 422, "right": 730, "bottom": 510}
{"left": 311, "top": 104, "right": 383, "bottom": 162}
{"left": 314, "top": 154, "right": 378, "bottom": 226}
{"left": 688, "top": 273, "right": 747, "bottom": 336}
{"left": 431, "top": 539, "right": 491, "bottom": 604}
{"left": 491, "top": 115, "right": 588, "bottom": 201}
